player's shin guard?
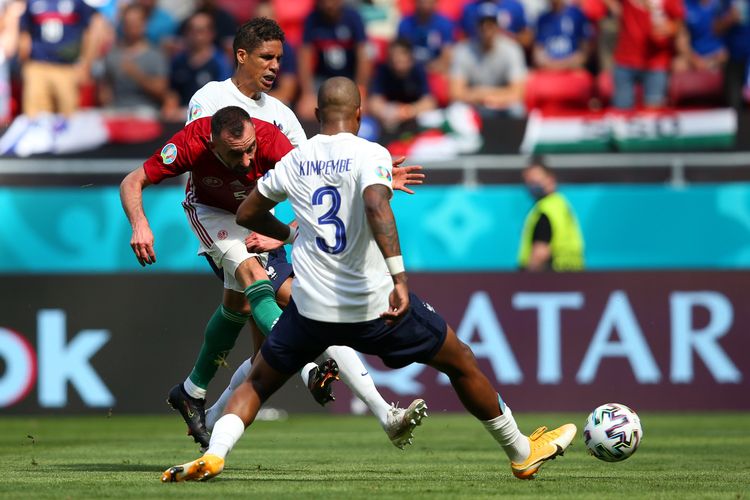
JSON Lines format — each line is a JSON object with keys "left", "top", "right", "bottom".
{"left": 481, "top": 401, "right": 530, "bottom": 463}
{"left": 187, "top": 305, "right": 249, "bottom": 395}
{"left": 325, "top": 345, "right": 391, "bottom": 426}
{"left": 205, "top": 358, "right": 253, "bottom": 431}
{"left": 244, "top": 280, "right": 282, "bottom": 335}
{"left": 206, "top": 413, "right": 246, "bottom": 459}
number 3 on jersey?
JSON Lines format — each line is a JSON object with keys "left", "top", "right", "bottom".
{"left": 312, "top": 186, "right": 346, "bottom": 254}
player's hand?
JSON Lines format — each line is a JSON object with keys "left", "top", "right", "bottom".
{"left": 391, "top": 159, "right": 425, "bottom": 195}
{"left": 130, "top": 225, "right": 156, "bottom": 266}
{"left": 381, "top": 279, "right": 409, "bottom": 325}
{"left": 245, "top": 232, "right": 284, "bottom": 253}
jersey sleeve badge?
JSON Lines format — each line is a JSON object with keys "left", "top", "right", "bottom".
{"left": 375, "top": 166, "right": 392, "bottom": 182}
{"left": 189, "top": 103, "right": 203, "bottom": 121}
{"left": 161, "top": 143, "right": 178, "bottom": 164}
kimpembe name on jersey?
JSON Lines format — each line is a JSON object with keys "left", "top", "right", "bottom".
{"left": 298, "top": 158, "right": 354, "bottom": 176}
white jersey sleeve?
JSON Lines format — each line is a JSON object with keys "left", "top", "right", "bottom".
{"left": 257, "top": 167, "right": 289, "bottom": 203}
{"left": 357, "top": 143, "right": 394, "bottom": 197}
{"left": 186, "top": 79, "right": 308, "bottom": 147}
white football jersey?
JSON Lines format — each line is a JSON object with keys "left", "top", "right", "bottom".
{"left": 186, "top": 79, "right": 308, "bottom": 147}
{"left": 257, "top": 133, "right": 395, "bottom": 323}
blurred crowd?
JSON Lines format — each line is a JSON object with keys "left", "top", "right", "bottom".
{"left": 0, "top": 0, "right": 749, "bottom": 132}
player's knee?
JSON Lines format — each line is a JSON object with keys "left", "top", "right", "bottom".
{"left": 235, "top": 256, "right": 269, "bottom": 288}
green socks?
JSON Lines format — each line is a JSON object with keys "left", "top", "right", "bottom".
{"left": 244, "top": 279, "right": 283, "bottom": 336}
{"left": 187, "top": 305, "right": 249, "bottom": 390}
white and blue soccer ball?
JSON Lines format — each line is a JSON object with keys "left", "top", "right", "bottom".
{"left": 583, "top": 403, "right": 643, "bottom": 462}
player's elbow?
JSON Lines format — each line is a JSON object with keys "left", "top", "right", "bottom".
{"left": 235, "top": 209, "right": 253, "bottom": 229}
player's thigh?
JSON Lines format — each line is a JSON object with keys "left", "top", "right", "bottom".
{"left": 349, "top": 294, "right": 448, "bottom": 369}
{"left": 22, "top": 62, "right": 53, "bottom": 115}
{"left": 184, "top": 203, "right": 265, "bottom": 292}
{"left": 425, "top": 325, "right": 480, "bottom": 378}
{"left": 275, "top": 277, "right": 293, "bottom": 309}
{"left": 260, "top": 299, "right": 328, "bottom": 375}
{"left": 50, "top": 64, "right": 79, "bottom": 115}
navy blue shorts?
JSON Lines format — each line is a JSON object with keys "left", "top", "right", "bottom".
{"left": 205, "top": 247, "right": 294, "bottom": 293}
{"left": 260, "top": 293, "right": 448, "bottom": 374}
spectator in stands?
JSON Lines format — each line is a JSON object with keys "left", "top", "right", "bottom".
{"left": 17, "top": 0, "right": 101, "bottom": 117}
{"left": 533, "top": 0, "right": 593, "bottom": 70}
{"left": 397, "top": 0, "right": 455, "bottom": 73}
{"left": 461, "top": 0, "right": 534, "bottom": 50}
{"left": 0, "top": 0, "right": 24, "bottom": 124}
{"left": 368, "top": 38, "right": 436, "bottom": 131}
{"left": 714, "top": 0, "right": 750, "bottom": 108}
{"left": 135, "top": 0, "right": 178, "bottom": 48}
{"left": 517, "top": 157, "right": 584, "bottom": 272}
{"left": 99, "top": 4, "right": 168, "bottom": 114}
{"left": 608, "top": 0, "right": 685, "bottom": 110}
{"left": 297, "top": 0, "right": 370, "bottom": 120}
{"left": 674, "top": 0, "right": 726, "bottom": 72}
{"left": 162, "top": 11, "right": 232, "bottom": 122}
{"left": 255, "top": 0, "right": 299, "bottom": 106}
{"left": 181, "top": 0, "right": 238, "bottom": 58}
{"left": 450, "top": 2, "right": 528, "bottom": 116}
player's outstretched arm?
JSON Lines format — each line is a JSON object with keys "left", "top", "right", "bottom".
{"left": 363, "top": 184, "right": 409, "bottom": 323}
{"left": 391, "top": 156, "right": 425, "bottom": 195}
{"left": 235, "top": 189, "right": 294, "bottom": 242}
{"left": 120, "top": 168, "right": 156, "bottom": 266}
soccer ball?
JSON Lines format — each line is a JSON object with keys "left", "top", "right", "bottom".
{"left": 583, "top": 403, "right": 642, "bottom": 462}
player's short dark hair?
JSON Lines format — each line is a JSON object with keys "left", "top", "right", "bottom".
{"left": 211, "top": 106, "right": 251, "bottom": 139}
{"left": 233, "top": 17, "right": 285, "bottom": 58}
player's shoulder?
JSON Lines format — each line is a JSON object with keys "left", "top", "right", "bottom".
{"left": 189, "top": 79, "right": 232, "bottom": 106}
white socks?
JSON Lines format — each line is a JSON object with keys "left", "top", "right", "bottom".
{"left": 323, "top": 345, "right": 391, "bottom": 427}
{"left": 206, "top": 413, "right": 245, "bottom": 459}
{"left": 481, "top": 405, "right": 531, "bottom": 463}
{"left": 205, "top": 358, "right": 253, "bottom": 431}
{"left": 183, "top": 377, "right": 207, "bottom": 400}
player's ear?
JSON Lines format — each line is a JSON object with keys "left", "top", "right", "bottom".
{"left": 314, "top": 107, "right": 321, "bottom": 124}
{"left": 235, "top": 48, "right": 247, "bottom": 66}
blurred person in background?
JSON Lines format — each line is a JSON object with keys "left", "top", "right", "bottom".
{"left": 162, "top": 11, "right": 232, "bottom": 121}
{"left": 714, "top": 0, "right": 750, "bottom": 108}
{"left": 533, "top": 0, "right": 593, "bottom": 70}
{"left": 255, "top": 0, "right": 299, "bottom": 106}
{"left": 673, "top": 0, "right": 726, "bottom": 72}
{"left": 135, "top": 0, "right": 177, "bottom": 48}
{"left": 368, "top": 37, "right": 436, "bottom": 131}
{"left": 18, "top": 0, "right": 101, "bottom": 117}
{"left": 396, "top": 0, "right": 454, "bottom": 106}
{"left": 296, "top": 0, "right": 370, "bottom": 120}
{"left": 99, "top": 3, "right": 168, "bottom": 113}
{"left": 461, "top": 0, "right": 534, "bottom": 50}
{"left": 517, "top": 157, "right": 584, "bottom": 272}
{"left": 396, "top": 0, "right": 454, "bottom": 74}
{"left": 450, "top": 2, "right": 527, "bottom": 117}
{"left": 606, "top": 0, "right": 685, "bottom": 110}
{"left": 0, "top": 0, "right": 24, "bottom": 124}
{"left": 180, "top": 0, "right": 238, "bottom": 59}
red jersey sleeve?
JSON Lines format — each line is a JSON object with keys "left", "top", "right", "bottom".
{"left": 142, "top": 119, "right": 208, "bottom": 184}
{"left": 252, "top": 118, "right": 295, "bottom": 174}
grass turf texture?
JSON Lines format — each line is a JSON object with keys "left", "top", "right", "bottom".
{"left": 0, "top": 413, "right": 748, "bottom": 499}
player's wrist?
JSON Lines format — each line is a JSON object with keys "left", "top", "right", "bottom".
{"left": 385, "top": 255, "right": 405, "bottom": 277}
{"left": 282, "top": 224, "right": 298, "bottom": 245}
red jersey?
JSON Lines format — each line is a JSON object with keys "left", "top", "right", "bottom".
{"left": 612, "top": 0, "right": 684, "bottom": 71}
{"left": 143, "top": 117, "right": 294, "bottom": 213}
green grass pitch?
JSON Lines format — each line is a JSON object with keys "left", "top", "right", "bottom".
{"left": 0, "top": 412, "right": 748, "bottom": 499}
